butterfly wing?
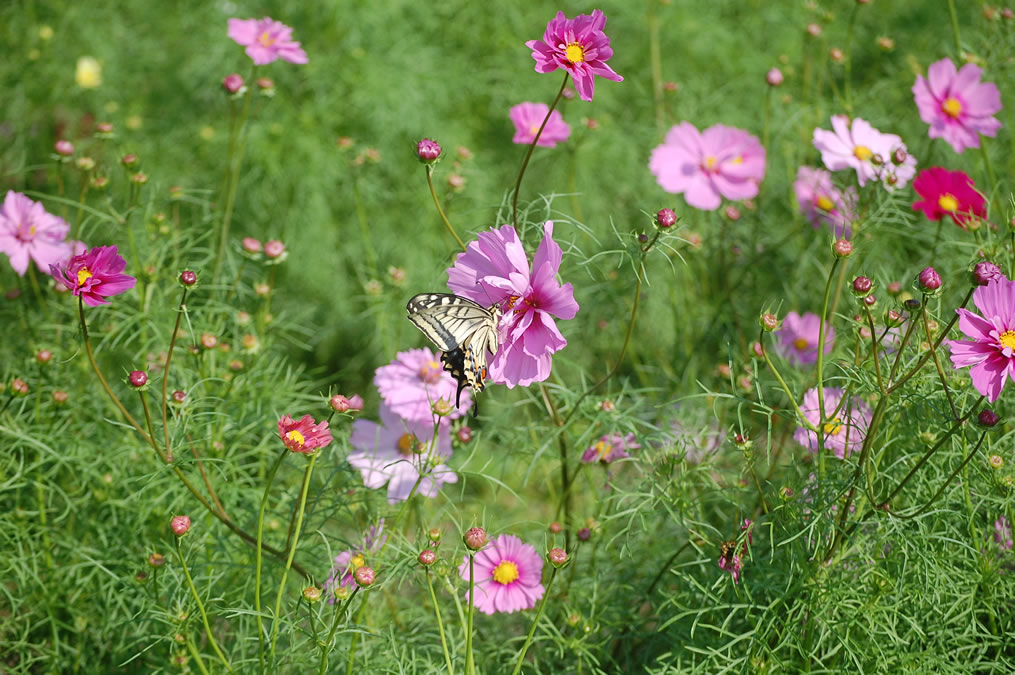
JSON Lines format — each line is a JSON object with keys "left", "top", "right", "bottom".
{"left": 406, "top": 293, "right": 497, "bottom": 353}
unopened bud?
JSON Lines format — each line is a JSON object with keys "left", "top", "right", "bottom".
{"left": 464, "top": 527, "right": 487, "bottom": 551}
{"left": 760, "top": 312, "right": 779, "bottom": 332}
{"left": 418, "top": 549, "right": 436, "bottom": 566}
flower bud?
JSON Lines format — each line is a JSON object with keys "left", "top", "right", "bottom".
{"left": 549, "top": 521, "right": 562, "bottom": 534}
{"left": 130, "top": 171, "right": 148, "bottom": 185}
{"left": 577, "top": 527, "right": 591, "bottom": 542}
{"left": 148, "top": 553, "right": 166, "bottom": 567}
{"left": 52, "top": 390, "right": 68, "bottom": 404}
{"left": 832, "top": 238, "right": 853, "bottom": 258}
{"left": 456, "top": 426, "right": 473, "bottom": 443}
{"left": 264, "top": 240, "right": 285, "bottom": 259}
{"left": 1003, "top": 7, "right": 1014, "bottom": 19}
{"left": 432, "top": 398, "right": 453, "bottom": 417}
{"left": 170, "top": 515, "right": 191, "bottom": 536}
{"left": 599, "top": 399, "right": 616, "bottom": 412}
{"left": 877, "top": 36, "right": 895, "bottom": 50}
{"left": 128, "top": 370, "right": 148, "bottom": 388}
{"left": 886, "top": 281, "right": 901, "bottom": 296}
{"left": 637, "top": 233, "right": 649, "bottom": 244}
{"left": 242, "top": 237, "right": 262, "bottom": 254}
{"left": 76, "top": 156, "right": 96, "bottom": 171}
{"left": 989, "top": 454, "right": 1004, "bottom": 469}
{"left": 464, "top": 527, "right": 487, "bottom": 551}
{"left": 222, "top": 73, "right": 244, "bottom": 94}
{"left": 760, "top": 312, "right": 779, "bottom": 332}
{"left": 779, "top": 486, "right": 795, "bottom": 499}
{"left": 903, "top": 298, "right": 921, "bottom": 311}
{"left": 806, "top": 22, "right": 822, "bottom": 37}
{"left": 36, "top": 349, "right": 53, "bottom": 364}
{"left": 918, "top": 266, "right": 942, "bottom": 293}
{"left": 179, "top": 270, "right": 197, "bottom": 287}
{"left": 885, "top": 309, "right": 903, "bottom": 327}
{"left": 91, "top": 175, "right": 109, "bottom": 191}
{"left": 96, "top": 122, "right": 114, "bottom": 135}
{"left": 863, "top": 294, "right": 877, "bottom": 307}
{"left": 418, "top": 549, "right": 436, "bottom": 566}
{"left": 734, "top": 433, "right": 753, "bottom": 450}
{"left": 548, "top": 548, "right": 568, "bottom": 567}
{"left": 354, "top": 566, "right": 375, "bottom": 587}
{"left": 200, "top": 333, "right": 218, "bottom": 350}
{"left": 54, "top": 139, "right": 74, "bottom": 156}
{"left": 121, "top": 153, "right": 138, "bottom": 168}
{"left": 852, "top": 276, "right": 873, "bottom": 295}
{"left": 171, "top": 390, "right": 186, "bottom": 404}
{"left": 656, "top": 208, "right": 677, "bottom": 229}
{"left": 766, "top": 68, "right": 784, "bottom": 87}
{"left": 256, "top": 77, "right": 275, "bottom": 92}
{"left": 892, "top": 147, "right": 907, "bottom": 165}
{"left": 978, "top": 409, "right": 1000, "bottom": 428}
{"left": 330, "top": 394, "right": 363, "bottom": 413}
{"left": 724, "top": 205, "right": 741, "bottom": 221}
{"left": 303, "top": 586, "right": 322, "bottom": 602}
{"left": 416, "top": 138, "right": 442, "bottom": 163}
{"left": 427, "top": 528, "right": 442, "bottom": 544}
{"left": 750, "top": 341, "right": 764, "bottom": 358}
{"left": 829, "top": 47, "right": 844, "bottom": 63}
{"left": 972, "top": 261, "right": 1003, "bottom": 286}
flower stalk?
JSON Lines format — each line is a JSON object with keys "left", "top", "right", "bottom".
{"left": 175, "top": 536, "right": 233, "bottom": 672}
{"left": 511, "top": 73, "right": 569, "bottom": 228}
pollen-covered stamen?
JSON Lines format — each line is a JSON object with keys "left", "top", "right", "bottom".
{"left": 703, "top": 156, "right": 718, "bottom": 172}
{"left": 816, "top": 195, "right": 835, "bottom": 212}
{"left": 258, "top": 31, "right": 276, "bottom": 47}
{"left": 999, "top": 330, "right": 1015, "bottom": 352}
{"left": 793, "top": 338, "right": 810, "bottom": 351}
{"left": 593, "top": 440, "right": 608, "bottom": 459}
{"left": 823, "top": 418, "right": 844, "bottom": 436}
{"left": 286, "top": 429, "right": 306, "bottom": 447}
{"left": 564, "top": 42, "right": 585, "bottom": 64}
{"left": 492, "top": 560, "right": 519, "bottom": 585}
{"left": 503, "top": 295, "right": 521, "bottom": 310}
{"left": 853, "top": 145, "right": 873, "bottom": 161}
{"left": 941, "top": 96, "right": 962, "bottom": 119}
{"left": 77, "top": 266, "right": 93, "bottom": 287}
{"left": 938, "top": 193, "right": 958, "bottom": 212}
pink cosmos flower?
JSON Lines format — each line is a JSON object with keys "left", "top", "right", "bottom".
{"left": 510, "top": 102, "right": 571, "bottom": 147}
{"left": 525, "top": 10, "right": 623, "bottom": 102}
{"left": 913, "top": 58, "right": 1002, "bottom": 154}
{"left": 778, "top": 311, "right": 835, "bottom": 366}
{"left": 581, "top": 432, "right": 640, "bottom": 463}
{"left": 374, "top": 348, "right": 471, "bottom": 423}
{"left": 649, "top": 122, "right": 767, "bottom": 211}
{"left": 458, "top": 534, "right": 545, "bottom": 614}
{"left": 793, "top": 387, "right": 873, "bottom": 459}
{"left": 793, "top": 166, "right": 857, "bottom": 238}
{"left": 948, "top": 278, "right": 1015, "bottom": 401}
{"left": 912, "top": 167, "right": 986, "bottom": 230}
{"left": 813, "top": 116, "right": 917, "bottom": 189}
{"left": 227, "top": 17, "right": 308, "bottom": 65}
{"left": 277, "top": 414, "right": 333, "bottom": 454}
{"left": 447, "top": 222, "right": 579, "bottom": 388}
{"left": 324, "top": 520, "right": 386, "bottom": 601}
{"left": 0, "top": 191, "right": 71, "bottom": 276}
{"left": 347, "top": 404, "right": 457, "bottom": 504}
{"left": 49, "top": 245, "right": 136, "bottom": 306}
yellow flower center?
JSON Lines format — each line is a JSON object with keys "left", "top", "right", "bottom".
{"left": 286, "top": 429, "right": 305, "bottom": 447}
{"left": 349, "top": 553, "right": 365, "bottom": 571}
{"left": 816, "top": 195, "right": 835, "bottom": 212}
{"left": 492, "top": 560, "right": 519, "bottom": 585}
{"left": 565, "top": 42, "right": 585, "bottom": 64}
{"left": 397, "top": 433, "right": 417, "bottom": 455}
{"left": 419, "top": 360, "right": 442, "bottom": 384}
{"left": 938, "top": 193, "right": 958, "bottom": 212}
{"left": 258, "top": 31, "right": 275, "bottom": 47}
{"left": 77, "top": 266, "right": 93, "bottom": 287}
{"left": 793, "top": 338, "right": 810, "bottom": 351}
{"left": 529, "top": 124, "right": 541, "bottom": 135}
{"left": 941, "top": 97, "right": 962, "bottom": 118}
{"left": 731, "top": 155, "right": 743, "bottom": 165}
{"left": 704, "top": 156, "right": 718, "bottom": 171}
{"left": 593, "top": 440, "right": 608, "bottom": 459}
{"left": 853, "top": 145, "right": 872, "bottom": 161}
{"left": 1000, "top": 330, "right": 1015, "bottom": 351}
{"left": 823, "top": 418, "right": 844, "bottom": 436}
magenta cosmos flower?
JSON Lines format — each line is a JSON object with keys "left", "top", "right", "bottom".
{"left": 913, "top": 58, "right": 1002, "bottom": 154}
{"left": 793, "top": 167, "right": 857, "bottom": 238}
{"left": 0, "top": 191, "right": 71, "bottom": 276}
{"left": 912, "top": 167, "right": 986, "bottom": 230}
{"left": 278, "top": 414, "right": 333, "bottom": 453}
{"left": 793, "top": 387, "right": 872, "bottom": 459}
{"left": 348, "top": 404, "right": 456, "bottom": 504}
{"left": 324, "top": 520, "right": 386, "bottom": 601}
{"left": 510, "top": 102, "right": 571, "bottom": 147}
{"left": 948, "top": 278, "right": 1015, "bottom": 402}
{"left": 525, "top": 9, "right": 623, "bottom": 102}
{"left": 50, "top": 245, "right": 136, "bottom": 307}
{"left": 458, "top": 534, "right": 545, "bottom": 615}
{"left": 227, "top": 17, "right": 308, "bottom": 65}
{"left": 813, "top": 115, "right": 917, "bottom": 189}
{"left": 778, "top": 311, "right": 835, "bottom": 366}
{"left": 649, "top": 122, "right": 767, "bottom": 211}
{"left": 581, "top": 432, "right": 640, "bottom": 464}
{"left": 447, "top": 222, "right": 579, "bottom": 388}
{"left": 374, "top": 348, "right": 471, "bottom": 423}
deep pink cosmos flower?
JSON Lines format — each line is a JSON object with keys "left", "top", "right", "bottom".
{"left": 374, "top": 348, "right": 471, "bottom": 423}
{"left": 49, "top": 245, "right": 136, "bottom": 306}
{"left": 525, "top": 10, "right": 623, "bottom": 102}
{"left": 793, "top": 167, "right": 857, "bottom": 238}
{"left": 581, "top": 432, "right": 640, "bottom": 464}
{"left": 813, "top": 115, "right": 917, "bottom": 189}
{"left": 649, "top": 122, "right": 767, "bottom": 211}
{"left": 948, "top": 278, "right": 1015, "bottom": 402}
{"left": 793, "top": 387, "right": 872, "bottom": 458}
{"left": 227, "top": 17, "right": 308, "bottom": 65}
{"left": 913, "top": 58, "right": 1002, "bottom": 154}
{"left": 0, "top": 191, "right": 71, "bottom": 276}
{"left": 912, "top": 167, "right": 986, "bottom": 230}
{"left": 278, "top": 414, "right": 333, "bottom": 454}
{"left": 347, "top": 404, "right": 457, "bottom": 504}
{"left": 447, "top": 222, "right": 578, "bottom": 388}
{"left": 510, "top": 102, "right": 571, "bottom": 148}
{"left": 324, "top": 520, "right": 386, "bottom": 601}
{"left": 778, "top": 311, "right": 835, "bottom": 366}
{"left": 458, "top": 534, "right": 545, "bottom": 614}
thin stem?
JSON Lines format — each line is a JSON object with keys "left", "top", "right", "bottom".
{"left": 214, "top": 70, "right": 256, "bottom": 283}
{"left": 510, "top": 566, "right": 559, "bottom": 675}
{"left": 317, "top": 587, "right": 361, "bottom": 675}
{"left": 162, "top": 288, "right": 188, "bottom": 459}
{"left": 511, "top": 74, "right": 569, "bottom": 228}
{"left": 890, "top": 286, "right": 974, "bottom": 393}
{"left": 426, "top": 569, "right": 455, "bottom": 675}
{"left": 842, "top": 2, "right": 859, "bottom": 113}
{"left": 864, "top": 309, "right": 886, "bottom": 396}
{"left": 465, "top": 553, "right": 476, "bottom": 675}
{"left": 426, "top": 167, "right": 467, "bottom": 252}
{"left": 759, "top": 332, "right": 819, "bottom": 432}
{"left": 920, "top": 302, "right": 959, "bottom": 420}
{"left": 815, "top": 258, "right": 841, "bottom": 462}
{"left": 979, "top": 138, "right": 998, "bottom": 215}
{"left": 269, "top": 453, "right": 318, "bottom": 668}
{"left": 890, "top": 431, "right": 988, "bottom": 520}
{"left": 256, "top": 449, "right": 289, "bottom": 675}
{"left": 175, "top": 537, "right": 233, "bottom": 672}
{"left": 138, "top": 392, "right": 166, "bottom": 462}
{"left": 647, "top": 2, "right": 663, "bottom": 131}
{"left": 947, "top": 0, "right": 963, "bottom": 58}
{"left": 184, "top": 637, "right": 211, "bottom": 675}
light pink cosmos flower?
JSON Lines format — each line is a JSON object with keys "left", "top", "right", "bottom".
{"left": 581, "top": 432, "right": 640, "bottom": 464}
{"left": 347, "top": 404, "right": 457, "bottom": 504}
{"left": 0, "top": 191, "right": 71, "bottom": 276}
{"left": 948, "top": 278, "right": 1015, "bottom": 402}
{"left": 227, "top": 17, "right": 308, "bottom": 65}
{"left": 793, "top": 387, "right": 872, "bottom": 459}
{"left": 50, "top": 245, "right": 136, "bottom": 306}
{"left": 447, "top": 222, "right": 579, "bottom": 388}
{"left": 813, "top": 115, "right": 917, "bottom": 189}
{"left": 778, "top": 311, "right": 835, "bottom": 366}
{"left": 793, "top": 166, "right": 857, "bottom": 238}
{"left": 525, "top": 10, "right": 623, "bottom": 102}
{"left": 374, "top": 348, "right": 471, "bottom": 423}
{"left": 277, "top": 414, "right": 333, "bottom": 454}
{"left": 649, "top": 122, "right": 767, "bottom": 211}
{"left": 510, "top": 102, "right": 571, "bottom": 148}
{"left": 324, "top": 520, "right": 386, "bottom": 601}
{"left": 458, "top": 534, "right": 545, "bottom": 614}
{"left": 913, "top": 58, "right": 1002, "bottom": 154}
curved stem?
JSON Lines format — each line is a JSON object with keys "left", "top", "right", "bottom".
{"left": 138, "top": 392, "right": 166, "bottom": 462}
{"left": 511, "top": 74, "right": 569, "bottom": 228}
{"left": 465, "top": 553, "right": 476, "bottom": 675}
{"left": 256, "top": 449, "right": 289, "bottom": 675}
{"left": 510, "top": 567, "right": 558, "bottom": 675}
{"left": 317, "top": 587, "right": 360, "bottom": 675}
{"left": 890, "top": 431, "right": 987, "bottom": 520}
{"left": 175, "top": 537, "right": 233, "bottom": 672}
{"left": 759, "top": 331, "right": 819, "bottom": 432}
{"left": 426, "top": 569, "right": 455, "bottom": 675}
{"left": 185, "top": 637, "right": 211, "bottom": 675}
{"left": 162, "top": 288, "right": 188, "bottom": 459}
{"left": 890, "top": 286, "right": 974, "bottom": 393}
{"left": 426, "top": 167, "right": 467, "bottom": 252}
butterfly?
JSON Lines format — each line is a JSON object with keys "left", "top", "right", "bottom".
{"left": 405, "top": 293, "right": 502, "bottom": 413}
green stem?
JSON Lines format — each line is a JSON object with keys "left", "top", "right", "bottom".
{"left": 920, "top": 302, "right": 959, "bottom": 420}
{"left": 427, "top": 167, "right": 467, "bottom": 252}
{"left": 890, "top": 286, "right": 974, "bottom": 393}
{"left": 947, "top": 0, "right": 963, "bottom": 58}
{"left": 842, "top": 2, "right": 859, "bottom": 114}
{"left": 759, "top": 331, "right": 819, "bottom": 432}
{"left": 268, "top": 453, "right": 318, "bottom": 668}
{"left": 175, "top": 537, "right": 233, "bottom": 672}
{"left": 162, "top": 288, "right": 189, "bottom": 459}
{"left": 511, "top": 74, "right": 569, "bottom": 228}
{"left": 426, "top": 569, "right": 455, "bottom": 675}
{"left": 891, "top": 431, "right": 987, "bottom": 520}
{"left": 318, "top": 587, "right": 360, "bottom": 675}
{"left": 815, "top": 258, "right": 841, "bottom": 466}
{"left": 647, "top": 1, "right": 663, "bottom": 131}
{"left": 138, "top": 392, "right": 165, "bottom": 461}
{"left": 214, "top": 69, "right": 256, "bottom": 284}
{"left": 256, "top": 449, "right": 289, "bottom": 675}
{"left": 465, "top": 553, "right": 476, "bottom": 675}
{"left": 979, "top": 137, "right": 998, "bottom": 216}
{"left": 864, "top": 309, "right": 886, "bottom": 396}
{"left": 185, "top": 637, "right": 211, "bottom": 675}
{"left": 510, "top": 567, "right": 558, "bottom": 675}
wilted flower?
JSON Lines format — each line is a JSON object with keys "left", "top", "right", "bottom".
{"left": 793, "top": 387, "right": 873, "bottom": 458}
{"left": 374, "top": 348, "right": 470, "bottom": 422}
{"left": 581, "top": 432, "right": 640, "bottom": 463}
{"left": 912, "top": 58, "right": 1002, "bottom": 154}
{"left": 525, "top": 10, "right": 623, "bottom": 102}
{"left": 50, "top": 245, "right": 136, "bottom": 306}
{"left": 949, "top": 278, "right": 1015, "bottom": 401}
{"left": 0, "top": 191, "right": 71, "bottom": 277}
{"left": 912, "top": 167, "right": 987, "bottom": 229}
{"left": 277, "top": 414, "right": 333, "bottom": 454}
{"left": 778, "top": 311, "right": 835, "bottom": 366}
{"left": 227, "top": 17, "right": 308, "bottom": 65}
{"left": 793, "top": 166, "right": 857, "bottom": 238}
{"left": 509, "top": 102, "right": 571, "bottom": 147}
{"left": 458, "top": 534, "right": 545, "bottom": 614}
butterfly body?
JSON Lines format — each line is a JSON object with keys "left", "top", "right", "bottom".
{"left": 406, "top": 293, "right": 501, "bottom": 411}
